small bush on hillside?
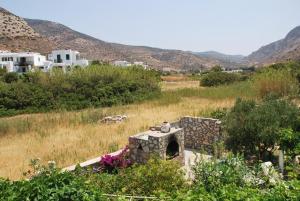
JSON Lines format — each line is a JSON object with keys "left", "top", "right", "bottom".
{"left": 253, "top": 68, "right": 298, "bottom": 98}
{"left": 225, "top": 97, "right": 300, "bottom": 161}
{"left": 200, "top": 71, "right": 241, "bottom": 87}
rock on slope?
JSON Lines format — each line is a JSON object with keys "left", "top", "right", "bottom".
{"left": 247, "top": 26, "right": 300, "bottom": 65}
{"left": 0, "top": 7, "right": 39, "bottom": 38}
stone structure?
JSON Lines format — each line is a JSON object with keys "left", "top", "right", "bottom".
{"left": 179, "top": 116, "right": 221, "bottom": 153}
{"left": 129, "top": 127, "right": 184, "bottom": 163}
{"left": 128, "top": 116, "right": 221, "bottom": 163}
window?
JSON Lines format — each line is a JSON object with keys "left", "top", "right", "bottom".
{"left": 66, "top": 54, "right": 70, "bottom": 60}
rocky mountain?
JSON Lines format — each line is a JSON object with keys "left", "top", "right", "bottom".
{"left": 3, "top": 6, "right": 299, "bottom": 69}
{"left": 0, "top": 7, "right": 55, "bottom": 54}
{"left": 1, "top": 6, "right": 218, "bottom": 70}
{"left": 24, "top": 18, "right": 220, "bottom": 70}
{"left": 193, "top": 51, "right": 246, "bottom": 67}
{"left": 0, "top": 7, "right": 39, "bottom": 38}
{"left": 247, "top": 26, "right": 300, "bottom": 65}
{"left": 195, "top": 51, "right": 244, "bottom": 63}
{"left": 0, "top": 7, "right": 222, "bottom": 70}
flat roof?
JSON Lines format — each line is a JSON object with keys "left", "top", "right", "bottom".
{"left": 0, "top": 52, "right": 43, "bottom": 57}
{"left": 131, "top": 127, "right": 183, "bottom": 140}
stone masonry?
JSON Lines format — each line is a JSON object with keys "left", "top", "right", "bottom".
{"left": 128, "top": 116, "right": 221, "bottom": 164}
{"left": 179, "top": 116, "right": 221, "bottom": 153}
{"left": 129, "top": 127, "right": 184, "bottom": 163}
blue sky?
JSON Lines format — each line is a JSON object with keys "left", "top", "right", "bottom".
{"left": 1, "top": 0, "right": 300, "bottom": 55}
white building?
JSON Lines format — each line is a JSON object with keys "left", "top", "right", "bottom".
{"left": 113, "top": 60, "right": 132, "bottom": 67}
{"left": 48, "top": 50, "right": 89, "bottom": 70}
{"left": 133, "top": 61, "right": 148, "bottom": 69}
{"left": 0, "top": 52, "right": 50, "bottom": 73}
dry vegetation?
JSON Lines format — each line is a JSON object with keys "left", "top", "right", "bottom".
{"left": 161, "top": 80, "right": 201, "bottom": 91}
{"left": 0, "top": 78, "right": 255, "bottom": 180}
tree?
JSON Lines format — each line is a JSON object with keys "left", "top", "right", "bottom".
{"left": 211, "top": 65, "right": 223, "bottom": 72}
{"left": 225, "top": 97, "right": 300, "bottom": 161}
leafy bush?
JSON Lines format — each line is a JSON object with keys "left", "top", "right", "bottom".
{"left": 0, "top": 170, "right": 105, "bottom": 200}
{"left": 0, "top": 68, "right": 6, "bottom": 76}
{"left": 91, "top": 158, "right": 186, "bottom": 197}
{"left": 210, "top": 108, "right": 228, "bottom": 120}
{"left": 200, "top": 71, "right": 241, "bottom": 87}
{"left": 1, "top": 156, "right": 299, "bottom": 200}
{"left": 0, "top": 65, "right": 161, "bottom": 117}
{"left": 225, "top": 97, "right": 300, "bottom": 161}
{"left": 172, "top": 156, "right": 300, "bottom": 201}
{"left": 193, "top": 156, "right": 254, "bottom": 191}
{"left": 253, "top": 67, "right": 299, "bottom": 98}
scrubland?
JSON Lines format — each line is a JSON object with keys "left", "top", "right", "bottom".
{"left": 0, "top": 80, "right": 243, "bottom": 179}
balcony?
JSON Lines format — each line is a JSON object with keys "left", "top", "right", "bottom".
{"left": 18, "top": 61, "right": 34, "bottom": 67}
{"left": 54, "top": 59, "right": 63, "bottom": 63}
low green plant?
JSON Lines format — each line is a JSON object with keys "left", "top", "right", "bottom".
{"left": 0, "top": 160, "right": 105, "bottom": 201}
{"left": 3, "top": 72, "right": 19, "bottom": 83}
{"left": 90, "top": 157, "right": 186, "bottom": 197}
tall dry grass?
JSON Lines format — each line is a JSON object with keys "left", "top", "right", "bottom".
{"left": 0, "top": 79, "right": 257, "bottom": 180}
{"left": 253, "top": 68, "right": 299, "bottom": 98}
{"left": 161, "top": 81, "right": 201, "bottom": 91}
{"left": 0, "top": 97, "right": 234, "bottom": 180}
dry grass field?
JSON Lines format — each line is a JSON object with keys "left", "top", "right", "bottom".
{"left": 161, "top": 80, "right": 201, "bottom": 91}
{"left": 0, "top": 80, "right": 254, "bottom": 180}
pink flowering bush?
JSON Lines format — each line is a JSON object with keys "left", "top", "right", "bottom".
{"left": 99, "top": 146, "right": 132, "bottom": 173}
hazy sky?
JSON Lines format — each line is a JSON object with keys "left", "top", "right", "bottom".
{"left": 1, "top": 0, "right": 300, "bottom": 55}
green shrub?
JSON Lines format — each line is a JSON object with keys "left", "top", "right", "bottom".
{"left": 225, "top": 97, "right": 300, "bottom": 161}
{"left": 200, "top": 71, "right": 241, "bottom": 87}
{"left": 0, "top": 170, "right": 105, "bottom": 200}
{"left": 90, "top": 158, "right": 186, "bottom": 197}
{"left": 3, "top": 72, "right": 19, "bottom": 83}
{"left": 172, "top": 156, "right": 300, "bottom": 201}
{"left": 0, "top": 65, "right": 161, "bottom": 117}
{"left": 1, "top": 157, "right": 299, "bottom": 200}
{"left": 0, "top": 68, "right": 6, "bottom": 76}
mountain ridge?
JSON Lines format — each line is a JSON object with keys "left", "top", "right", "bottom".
{"left": 247, "top": 26, "right": 300, "bottom": 65}
{"left": 24, "top": 18, "right": 222, "bottom": 70}
{"left": 1, "top": 6, "right": 300, "bottom": 69}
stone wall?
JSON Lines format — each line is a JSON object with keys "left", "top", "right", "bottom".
{"left": 179, "top": 116, "right": 221, "bottom": 153}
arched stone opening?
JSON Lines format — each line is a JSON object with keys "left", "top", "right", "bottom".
{"left": 136, "top": 144, "right": 145, "bottom": 162}
{"left": 166, "top": 140, "right": 179, "bottom": 159}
